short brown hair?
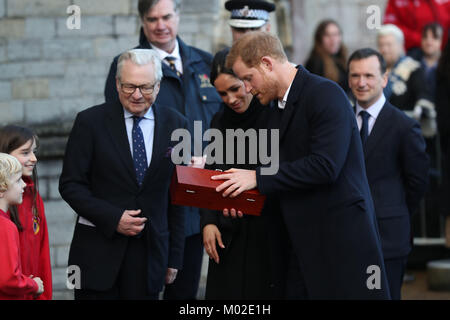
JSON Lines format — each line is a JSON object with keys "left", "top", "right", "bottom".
{"left": 226, "top": 31, "right": 287, "bottom": 70}
{"left": 138, "top": 0, "right": 181, "bottom": 19}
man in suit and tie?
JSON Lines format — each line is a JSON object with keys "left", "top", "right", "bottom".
{"left": 59, "top": 49, "right": 187, "bottom": 300}
{"left": 212, "top": 31, "right": 390, "bottom": 299}
{"left": 348, "top": 48, "right": 429, "bottom": 299}
{"left": 104, "top": 0, "right": 222, "bottom": 299}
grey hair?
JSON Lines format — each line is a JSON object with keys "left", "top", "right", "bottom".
{"left": 116, "top": 49, "right": 163, "bottom": 82}
{"left": 377, "top": 24, "right": 405, "bottom": 45}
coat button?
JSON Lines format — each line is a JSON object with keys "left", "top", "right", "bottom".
{"left": 202, "top": 95, "right": 207, "bottom": 101}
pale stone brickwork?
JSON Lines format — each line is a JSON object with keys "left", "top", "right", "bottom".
{"left": 0, "top": 0, "right": 388, "bottom": 299}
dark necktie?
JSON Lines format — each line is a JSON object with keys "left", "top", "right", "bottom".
{"left": 359, "top": 110, "right": 370, "bottom": 147}
{"left": 165, "top": 56, "right": 181, "bottom": 77}
{"left": 132, "top": 116, "right": 148, "bottom": 186}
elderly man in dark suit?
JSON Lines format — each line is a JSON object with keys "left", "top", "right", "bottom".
{"left": 348, "top": 48, "right": 429, "bottom": 300}
{"left": 59, "top": 49, "right": 187, "bottom": 300}
{"left": 104, "top": 0, "right": 222, "bottom": 299}
{"left": 211, "top": 31, "right": 390, "bottom": 299}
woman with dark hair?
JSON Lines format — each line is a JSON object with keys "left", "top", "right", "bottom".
{"left": 0, "top": 125, "right": 52, "bottom": 299}
{"left": 201, "top": 48, "right": 284, "bottom": 300}
{"left": 305, "top": 19, "right": 349, "bottom": 93}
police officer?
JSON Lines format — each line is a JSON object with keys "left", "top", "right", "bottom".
{"left": 225, "top": 0, "right": 276, "bottom": 42}
{"left": 104, "top": 0, "right": 222, "bottom": 300}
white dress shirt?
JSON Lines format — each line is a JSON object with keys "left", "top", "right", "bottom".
{"left": 151, "top": 40, "right": 183, "bottom": 75}
{"left": 355, "top": 94, "right": 386, "bottom": 136}
{"left": 123, "top": 107, "right": 155, "bottom": 167}
{"left": 278, "top": 81, "right": 293, "bottom": 110}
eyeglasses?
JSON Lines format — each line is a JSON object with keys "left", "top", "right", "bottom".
{"left": 119, "top": 82, "right": 156, "bottom": 95}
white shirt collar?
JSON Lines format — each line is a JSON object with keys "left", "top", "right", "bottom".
{"left": 151, "top": 40, "right": 181, "bottom": 62}
{"left": 356, "top": 94, "right": 386, "bottom": 120}
{"left": 278, "top": 81, "right": 293, "bottom": 110}
{"left": 123, "top": 106, "right": 155, "bottom": 120}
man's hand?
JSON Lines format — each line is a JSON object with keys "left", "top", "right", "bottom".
{"left": 116, "top": 209, "right": 147, "bottom": 236}
{"left": 189, "top": 155, "right": 207, "bottom": 169}
{"left": 211, "top": 169, "right": 257, "bottom": 218}
{"left": 202, "top": 224, "right": 225, "bottom": 264}
{"left": 211, "top": 168, "right": 257, "bottom": 198}
{"left": 166, "top": 268, "right": 178, "bottom": 284}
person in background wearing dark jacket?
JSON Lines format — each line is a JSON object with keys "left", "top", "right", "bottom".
{"left": 410, "top": 23, "right": 444, "bottom": 103}
{"left": 377, "top": 24, "right": 435, "bottom": 132}
{"left": 104, "top": 0, "right": 222, "bottom": 300}
{"left": 348, "top": 48, "right": 429, "bottom": 299}
{"left": 201, "top": 48, "right": 284, "bottom": 299}
{"left": 378, "top": 24, "right": 441, "bottom": 243}
{"left": 305, "top": 19, "right": 349, "bottom": 93}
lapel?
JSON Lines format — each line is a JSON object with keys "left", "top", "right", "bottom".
{"left": 363, "top": 102, "right": 392, "bottom": 159}
{"left": 179, "top": 37, "right": 208, "bottom": 87}
{"left": 279, "top": 66, "right": 307, "bottom": 141}
{"left": 179, "top": 36, "right": 196, "bottom": 77}
{"left": 105, "top": 101, "right": 138, "bottom": 187}
{"left": 141, "top": 103, "right": 165, "bottom": 186}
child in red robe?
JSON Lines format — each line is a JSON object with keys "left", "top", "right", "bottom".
{"left": 0, "top": 152, "right": 44, "bottom": 299}
{"left": 0, "top": 126, "right": 52, "bottom": 300}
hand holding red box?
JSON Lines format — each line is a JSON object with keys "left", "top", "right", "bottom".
{"left": 170, "top": 166, "right": 265, "bottom": 216}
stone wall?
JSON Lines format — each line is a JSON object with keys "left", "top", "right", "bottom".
{"left": 0, "top": 0, "right": 221, "bottom": 300}
{"left": 290, "top": 0, "right": 388, "bottom": 65}
{"left": 1, "top": 0, "right": 388, "bottom": 299}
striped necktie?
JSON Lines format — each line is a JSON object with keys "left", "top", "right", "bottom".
{"left": 165, "top": 56, "right": 181, "bottom": 77}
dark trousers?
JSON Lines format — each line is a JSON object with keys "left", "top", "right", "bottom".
{"left": 384, "top": 257, "right": 408, "bottom": 300}
{"left": 163, "top": 233, "right": 203, "bottom": 300}
{"left": 74, "top": 236, "right": 158, "bottom": 300}
{"left": 285, "top": 248, "right": 309, "bottom": 299}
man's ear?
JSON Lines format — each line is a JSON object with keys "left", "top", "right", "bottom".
{"left": 116, "top": 78, "right": 121, "bottom": 92}
{"left": 260, "top": 56, "right": 273, "bottom": 72}
{"left": 154, "top": 82, "right": 161, "bottom": 96}
{"left": 381, "top": 71, "right": 388, "bottom": 88}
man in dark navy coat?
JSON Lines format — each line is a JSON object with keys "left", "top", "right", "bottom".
{"left": 60, "top": 49, "right": 187, "bottom": 299}
{"left": 212, "top": 31, "right": 391, "bottom": 299}
{"left": 348, "top": 48, "right": 429, "bottom": 299}
{"left": 104, "top": 0, "right": 222, "bottom": 299}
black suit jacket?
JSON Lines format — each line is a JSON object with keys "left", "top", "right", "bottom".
{"left": 59, "top": 101, "right": 187, "bottom": 293}
{"left": 256, "top": 66, "right": 390, "bottom": 299}
{"left": 104, "top": 31, "right": 222, "bottom": 237}
{"left": 362, "top": 101, "right": 429, "bottom": 259}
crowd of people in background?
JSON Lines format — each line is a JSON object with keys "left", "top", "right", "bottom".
{"left": 1, "top": 0, "right": 450, "bottom": 300}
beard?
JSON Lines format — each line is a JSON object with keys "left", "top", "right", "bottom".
{"left": 254, "top": 73, "right": 279, "bottom": 105}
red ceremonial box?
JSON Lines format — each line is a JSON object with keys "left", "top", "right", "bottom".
{"left": 170, "top": 165, "right": 265, "bottom": 216}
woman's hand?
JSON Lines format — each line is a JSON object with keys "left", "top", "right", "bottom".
{"left": 202, "top": 224, "right": 225, "bottom": 264}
